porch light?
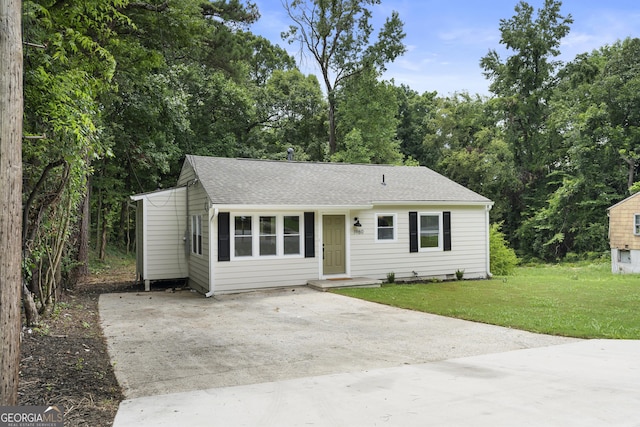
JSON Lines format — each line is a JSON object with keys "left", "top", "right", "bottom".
{"left": 353, "top": 217, "right": 362, "bottom": 227}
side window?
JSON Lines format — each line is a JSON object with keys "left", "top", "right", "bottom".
{"left": 376, "top": 214, "right": 396, "bottom": 241}
{"left": 284, "top": 215, "right": 301, "bottom": 255}
{"left": 635, "top": 214, "right": 640, "bottom": 235}
{"left": 419, "top": 213, "right": 442, "bottom": 250}
{"left": 191, "top": 215, "right": 202, "bottom": 255}
{"left": 234, "top": 216, "right": 252, "bottom": 257}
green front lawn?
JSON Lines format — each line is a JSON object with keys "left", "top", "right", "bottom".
{"left": 334, "top": 262, "right": 640, "bottom": 339}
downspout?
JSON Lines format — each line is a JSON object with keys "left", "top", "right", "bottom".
{"left": 205, "top": 206, "right": 218, "bottom": 298}
{"left": 485, "top": 204, "right": 493, "bottom": 278}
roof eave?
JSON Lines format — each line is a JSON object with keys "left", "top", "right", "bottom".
{"left": 210, "top": 204, "right": 375, "bottom": 211}
{"left": 372, "top": 200, "right": 494, "bottom": 207}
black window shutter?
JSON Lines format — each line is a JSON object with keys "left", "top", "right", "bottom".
{"left": 304, "top": 212, "right": 315, "bottom": 258}
{"left": 218, "top": 212, "right": 230, "bottom": 262}
{"left": 443, "top": 211, "right": 452, "bottom": 251}
{"left": 409, "top": 211, "right": 418, "bottom": 253}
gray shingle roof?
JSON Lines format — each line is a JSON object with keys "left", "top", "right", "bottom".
{"left": 184, "top": 155, "right": 492, "bottom": 206}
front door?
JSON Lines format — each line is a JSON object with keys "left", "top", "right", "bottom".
{"left": 323, "top": 215, "right": 346, "bottom": 275}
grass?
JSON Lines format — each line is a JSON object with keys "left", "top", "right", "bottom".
{"left": 334, "top": 261, "right": 640, "bottom": 339}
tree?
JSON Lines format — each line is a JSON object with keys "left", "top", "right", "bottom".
{"left": 0, "top": 0, "right": 23, "bottom": 405}
{"left": 516, "top": 39, "right": 640, "bottom": 260}
{"left": 394, "top": 85, "right": 438, "bottom": 166}
{"left": 333, "top": 68, "right": 403, "bottom": 164}
{"left": 422, "top": 93, "right": 518, "bottom": 223}
{"left": 282, "top": 0, "right": 406, "bottom": 154}
{"left": 479, "top": 0, "right": 572, "bottom": 249}
{"left": 21, "top": 0, "right": 125, "bottom": 311}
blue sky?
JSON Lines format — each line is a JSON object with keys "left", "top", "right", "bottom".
{"left": 250, "top": 0, "right": 640, "bottom": 96}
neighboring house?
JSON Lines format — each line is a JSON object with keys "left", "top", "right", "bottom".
{"left": 131, "top": 155, "right": 494, "bottom": 295}
{"left": 608, "top": 192, "right": 640, "bottom": 273}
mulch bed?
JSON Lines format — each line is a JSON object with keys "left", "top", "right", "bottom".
{"left": 18, "top": 279, "right": 142, "bottom": 427}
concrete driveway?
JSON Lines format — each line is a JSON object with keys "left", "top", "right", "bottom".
{"left": 99, "top": 287, "right": 577, "bottom": 400}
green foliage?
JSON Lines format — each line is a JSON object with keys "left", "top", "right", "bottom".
{"left": 333, "top": 69, "right": 403, "bottom": 164}
{"left": 386, "top": 272, "right": 395, "bottom": 284}
{"left": 480, "top": 0, "right": 573, "bottom": 251}
{"left": 490, "top": 223, "right": 519, "bottom": 276}
{"left": 282, "top": 0, "right": 406, "bottom": 153}
{"left": 423, "top": 93, "right": 518, "bottom": 223}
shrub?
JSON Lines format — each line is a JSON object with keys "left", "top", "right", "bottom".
{"left": 490, "top": 222, "right": 519, "bottom": 275}
{"left": 386, "top": 272, "right": 395, "bottom": 284}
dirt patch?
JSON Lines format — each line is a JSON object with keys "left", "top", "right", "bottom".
{"left": 18, "top": 262, "right": 140, "bottom": 427}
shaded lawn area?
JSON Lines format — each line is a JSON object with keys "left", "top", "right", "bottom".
{"left": 334, "top": 262, "right": 640, "bottom": 339}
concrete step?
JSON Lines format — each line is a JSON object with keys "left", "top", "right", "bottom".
{"left": 307, "top": 277, "right": 382, "bottom": 292}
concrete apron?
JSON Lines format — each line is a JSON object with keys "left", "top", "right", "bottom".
{"left": 99, "top": 288, "right": 638, "bottom": 426}
{"left": 99, "top": 287, "right": 577, "bottom": 400}
{"left": 112, "top": 339, "right": 640, "bottom": 427}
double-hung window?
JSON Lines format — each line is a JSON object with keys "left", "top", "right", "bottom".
{"left": 234, "top": 216, "right": 253, "bottom": 257}
{"left": 376, "top": 214, "right": 396, "bottom": 241}
{"left": 419, "top": 213, "right": 442, "bottom": 250}
{"left": 284, "top": 216, "right": 301, "bottom": 255}
{"left": 635, "top": 214, "right": 640, "bottom": 235}
{"left": 191, "top": 215, "right": 202, "bottom": 255}
{"left": 259, "top": 216, "right": 277, "bottom": 256}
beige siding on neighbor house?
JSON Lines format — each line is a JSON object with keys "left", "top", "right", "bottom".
{"left": 186, "top": 181, "right": 210, "bottom": 293}
{"left": 136, "top": 188, "right": 188, "bottom": 281}
{"left": 609, "top": 192, "right": 640, "bottom": 250}
{"left": 349, "top": 205, "right": 489, "bottom": 280}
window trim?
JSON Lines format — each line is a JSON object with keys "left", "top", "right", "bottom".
{"left": 283, "top": 215, "right": 302, "bottom": 255}
{"left": 418, "top": 212, "right": 443, "bottom": 252}
{"left": 191, "top": 214, "right": 202, "bottom": 256}
{"left": 634, "top": 214, "right": 640, "bottom": 235}
{"left": 230, "top": 213, "right": 304, "bottom": 260}
{"left": 259, "top": 216, "right": 277, "bottom": 256}
{"left": 233, "top": 215, "right": 253, "bottom": 258}
{"left": 375, "top": 213, "right": 397, "bottom": 242}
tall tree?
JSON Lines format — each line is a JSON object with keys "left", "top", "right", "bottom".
{"left": 479, "top": 0, "right": 572, "bottom": 248}
{"left": 0, "top": 0, "right": 23, "bottom": 405}
{"left": 332, "top": 68, "right": 403, "bottom": 164}
{"left": 282, "top": 0, "right": 406, "bottom": 154}
{"left": 22, "top": 0, "right": 125, "bottom": 311}
{"left": 517, "top": 38, "right": 640, "bottom": 259}
{"left": 394, "top": 85, "right": 438, "bottom": 166}
{"left": 422, "top": 93, "right": 518, "bottom": 222}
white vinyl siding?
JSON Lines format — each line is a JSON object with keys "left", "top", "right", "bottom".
{"left": 349, "top": 206, "right": 488, "bottom": 281}
{"left": 133, "top": 187, "right": 188, "bottom": 282}
{"left": 185, "top": 183, "right": 209, "bottom": 293}
{"left": 213, "top": 211, "right": 316, "bottom": 293}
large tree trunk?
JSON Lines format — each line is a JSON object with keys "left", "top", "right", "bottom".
{"left": 0, "top": 0, "right": 23, "bottom": 405}
{"left": 71, "top": 182, "right": 90, "bottom": 283}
